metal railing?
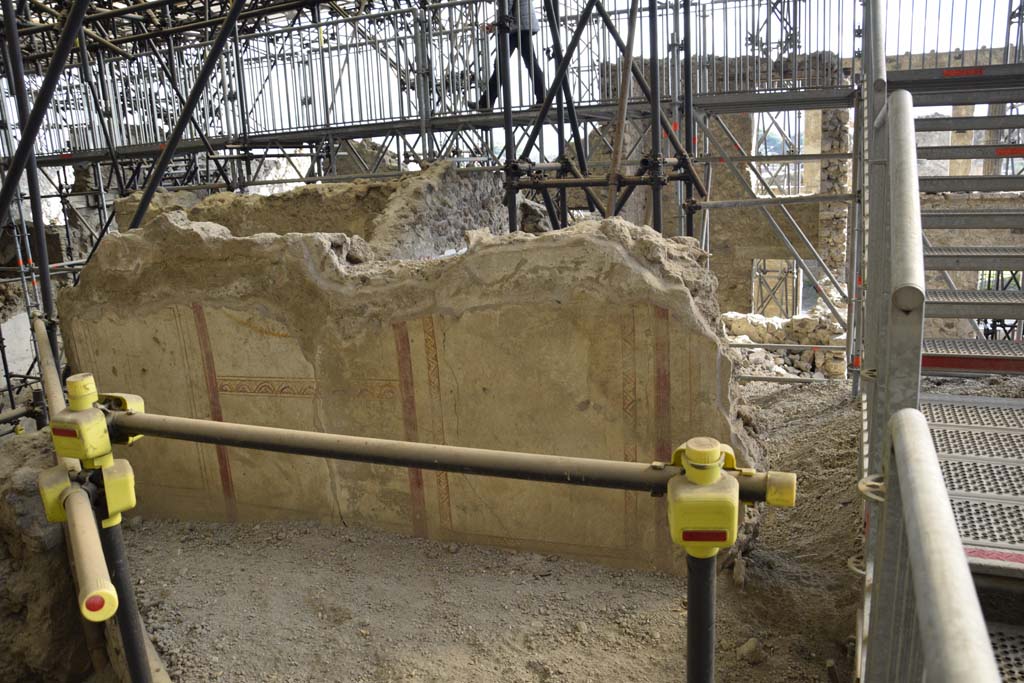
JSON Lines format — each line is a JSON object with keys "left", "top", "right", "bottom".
{"left": 865, "top": 408, "right": 1001, "bottom": 682}
{"left": 1, "top": 0, "right": 858, "bottom": 162}
{"left": 857, "top": 3, "right": 1001, "bottom": 678}
{"left": 692, "top": 0, "right": 855, "bottom": 93}
{"left": 884, "top": 0, "right": 1024, "bottom": 70}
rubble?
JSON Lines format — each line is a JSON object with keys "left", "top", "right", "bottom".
{"left": 722, "top": 306, "right": 847, "bottom": 380}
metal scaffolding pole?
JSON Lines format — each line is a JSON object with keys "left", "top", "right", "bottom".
{"left": 128, "top": 0, "right": 247, "bottom": 230}
{"left": 496, "top": 0, "right": 517, "bottom": 231}
{"left": 0, "top": 0, "right": 82, "bottom": 364}
{"left": 682, "top": 0, "right": 695, "bottom": 237}
{"left": 107, "top": 410, "right": 788, "bottom": 502}
{"left": 604, "top": 0, "right": 640, "bottom": 216}
{"left": 647, "top": 52, "right": 671, "bottom": 212}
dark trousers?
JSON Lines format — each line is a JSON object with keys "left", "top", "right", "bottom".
{"left": 482, "top": 30, "right": 546, "bottom": 106}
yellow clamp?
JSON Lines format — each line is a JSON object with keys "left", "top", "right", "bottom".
{"left": 36, "top": 469, "right": 119, "bottom": 622}
{"left": 46, "top": 373, "right": 143, "bottom": 527}
{"left": 666, "top": 437, "right": 796, "bottom": 558}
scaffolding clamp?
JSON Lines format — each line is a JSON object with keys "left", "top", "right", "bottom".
{"left": 47, "top": 373, "right": 142, "bottom": 528}
{"left": 667, "top": 437, "right": 796, "bottom": 558}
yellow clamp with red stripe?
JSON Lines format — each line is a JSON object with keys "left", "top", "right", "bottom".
{"left": 667, "top": 437, "right": 796, "bottom": 558}
{"left": 43, "top": 373, "right": 145, "bottom": 528}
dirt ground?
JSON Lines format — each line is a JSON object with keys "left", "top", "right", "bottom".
{"left": 120, "top": 380, "right": 862, "bottom": 683}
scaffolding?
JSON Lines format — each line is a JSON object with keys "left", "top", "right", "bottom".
{"left": 0, "top": 0, "right": 1020, "bottom": 421}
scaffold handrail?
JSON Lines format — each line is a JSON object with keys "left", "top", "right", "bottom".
{"left": 2, "top": 0, "right": 859, "bottom": 163}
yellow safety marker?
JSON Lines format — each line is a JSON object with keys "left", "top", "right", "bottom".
{"left": 667, "top": 437, "right": 740, "bottom": 558}
{"left": 64, "top": 486, "right": 119, "bottom": 622}
{"left": 39, "top": 371, "right": 146, "bottom": 623}
{"left": 666, "top": 436, "right": 796, "bottom": 558}
{"left": 45, "top": 373, "right": 144, "bottom": 528}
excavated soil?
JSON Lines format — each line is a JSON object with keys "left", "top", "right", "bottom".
{"left": 123, "top": 380, "right": 862, "bottom": 683}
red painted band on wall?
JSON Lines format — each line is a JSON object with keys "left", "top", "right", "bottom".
{"left": 192, "top": 303, "right": 237, "bottom": 521}
{"left": 393, "top": 320, "right": 429, "bottom": 538}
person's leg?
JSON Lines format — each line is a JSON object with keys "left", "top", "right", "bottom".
{"left": 517, "top": 31, "right": 546, "bottom": 104}
{"left": 482, "top": 32, "right": 520, "bottom": 108}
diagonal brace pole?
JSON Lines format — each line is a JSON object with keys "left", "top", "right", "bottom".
{"left": 695, "top": 115, "right": 848, "bottom": 329}
{"left": 128, "top": 0, "right": 247, "bottom": 230}
{"left": 711, "top": 114, "right": 848, "bottom": 301}
{"left": 520, "top": 0, "right": 598, "bottom": 161}
{"left": 591, "top": 0, "right": 705, "bottom": 198}
{"left": 0, "top": 0, "right": 90, "bottom": 364}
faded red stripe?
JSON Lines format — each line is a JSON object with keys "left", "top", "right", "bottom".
{"left": 965, "top": 546, "right": 1024, "bottom": 565}
{"left": 922, "top": 354, "right": 1024, "bottom": 374}
{"left": 942, "top": 67, "right": 984, "bottom": 77}
{"left": 192, "top": 303, "right": 237, "bottom": 521}
{"left": 653, "top": 306, "right": 672, "bottom": 566}
{"left": 653, "top": 307, "right": 672, "bottom": 460}
{"left": 393, "top": 321, "right": 428, "bottom": 537}
{"left": 995, "top": 146, "right": 1024, "bottom": 157}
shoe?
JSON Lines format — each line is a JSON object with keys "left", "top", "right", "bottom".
{"left": 468, "top": 101, "right": 492, "bottom": 112}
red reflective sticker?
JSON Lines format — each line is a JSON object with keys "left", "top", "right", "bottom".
{"left": 995, "top": 146, "right": 1024, "bottom": 157}
{"left": 682, "top": 530, "right": 728, "bottom": 542}
{"left": 85, "top": 595, "right": 105, "bottom": 612}
{"left": 51, "top": 427, "right": 78, "bottom": 438}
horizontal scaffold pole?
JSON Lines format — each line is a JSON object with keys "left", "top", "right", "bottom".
{"left": 107, "top": 410, "right": 789, "bottom": 502}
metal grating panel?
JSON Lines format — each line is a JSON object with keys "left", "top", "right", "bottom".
{"left": 925, "top": 289, "right": 1024, "bottom": 318}
{"left": 931, "top": 427, "right": 1024, "bottom": 461}
{"left": 941, "top": 460, "right": 1024, "bottom": 500}
{"left": 989, "top": 623, "right": 1024, "bottom": 683}
{"left": 922, "top": 402, "right": 1024, "bottom": 431}
{"left": 927, "top": 290, "right": 1024, "bottom": 304}
{"left": 925, "top": 247, "right": 1024, "bottom": 257}
{"left": 952, "top": 497, "right": 1024, "bottom": 547}
{"left": 924, "top": 339, "right": 1024, "bottom": 358}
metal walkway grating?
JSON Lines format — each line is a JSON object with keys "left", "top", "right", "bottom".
{"left": 925, "top": 289, "right": 1024, "bottom": 319}
{"left": 921, "top": 209, "right": 1024, "bottom": 230}
{"left": 924, "top": 339, "right": 1024, "bottom": 358}
{"left": 922, "top": 339, "right": 1024, "bottom": 374}
{"left": 924, "top": 246, "right": 1024, "bottom": 271}
{"left": 952, "top": 497, "right": 1024, "bottom": 548}
{"left": 923, "top": 395, "right": 1024, "bottom": 579}
{"left": 941, "top": 460, "right": 1024, "bottom": 500}
{"left": 922, "top": 400, "right": 1024, "bottom": 431}
{"left": 931, "top": 427, "right": 1024, "bottom": 461}
{"left": 989, "top": 623, "right": 1024, "bottom": 682}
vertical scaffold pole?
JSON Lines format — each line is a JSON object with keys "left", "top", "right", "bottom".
{"left": 686, "top": 553, "right": 715, "bottom": 683}
{"left": 648, "top": 0, "right": 663, "bottom": 233}
{"left": 497, "top": 0, "right": 517, "bottom": 231}
{"left": 682, "top": 0, "right": 695, "bottom": 237}
{"left": 0, "top": 0, "right": 81, "bottom": 366}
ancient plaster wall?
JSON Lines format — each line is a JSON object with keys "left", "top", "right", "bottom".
{"left": 113, "top": 162, "right": 507, "bottom": 261}
{"left": 186, "top": 162, "right": 506, "bottom": 260}
{"left": 59, "top": 214, "right": 757, "bottom": 575}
